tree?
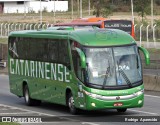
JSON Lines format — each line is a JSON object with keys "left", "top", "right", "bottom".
{"left": 93, "top": 0, "right": 112, "bottom": 17}
{"left": 134, "top": 0, "right": 150, "bottom": 22}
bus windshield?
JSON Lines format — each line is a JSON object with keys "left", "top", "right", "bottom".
{"left": 104, "top": 20, "right": 132, "bottom": 35}
{"left": 82, "top": 45, "right": 142, "bottom": 89}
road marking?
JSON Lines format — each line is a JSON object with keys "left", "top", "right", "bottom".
{"left": 0, "top": 112, "right": 36, "bottom": 115}
{"left": 145, "top": 94, "right": 160, "bottom": 99}
{"left": 82, "top": 122, "right": 100, "bottom": 125}
{"left": 0, "top": 104, "right": 55, "bottom": 116}
{"left": 128, "top": 109, "right": 158, "bottom": 115}
{"left": 0, "top": 104, "right": 100, "bottom": 125}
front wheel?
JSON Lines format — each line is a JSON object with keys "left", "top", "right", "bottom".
{"left": 67, "top": 93, "right": 78, "bottom": 115}
{"left": 117, "top": 108, "right": 127, "bottom": 113}
{"left": 24, "top": 85, "right": 41, "bottom": 106}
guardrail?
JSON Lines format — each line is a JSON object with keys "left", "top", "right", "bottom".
{"left": 0, "top": 61, "right": 6, "bottom": 68}
{"left": 0, "top": 23, "right": 51, "bottom": 38}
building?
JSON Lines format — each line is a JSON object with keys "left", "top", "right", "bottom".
{"left": 0, "top": 0, "right": 68, "bottom": 13}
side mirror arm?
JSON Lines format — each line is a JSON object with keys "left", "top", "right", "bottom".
{"left": 75, "top": 47, "right": 86, "bottom": 68}
{"left": 138, "top": 46, "right": 150, "bottom": 65}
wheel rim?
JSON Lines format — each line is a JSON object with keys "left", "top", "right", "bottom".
{"left": 25, "top": 88, "right": 29, "bottom": 103}
{"left": 68, "top": 96, "right": 75, "bottom": 111}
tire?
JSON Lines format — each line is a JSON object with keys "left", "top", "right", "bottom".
{"left": 24, "top": 85, "right": 41, "bottom": 106}
{"left": 67, "top": 93, "right": 78, "bottom": 115}
{"left": 117, "top": 108, "right": 127, "bottom": 113}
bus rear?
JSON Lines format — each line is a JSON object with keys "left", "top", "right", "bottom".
{"left": 104, "top": 20, "right": 135, "bottom": 38}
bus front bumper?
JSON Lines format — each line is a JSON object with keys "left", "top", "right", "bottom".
{"left": 84, "top": 90, "right": 144, "bottom": 110}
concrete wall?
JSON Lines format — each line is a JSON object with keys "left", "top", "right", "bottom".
{"left": 3, "top": 1, "right": 68, "bottom": 13}
{"left": 143, "top": 75, "right": 160, "bottom": 92}
{"left": 4, "top": 2, "right": 30, "bottom": 13}
{"left": 29, "top": 1, "right": 68, "bottom": 13}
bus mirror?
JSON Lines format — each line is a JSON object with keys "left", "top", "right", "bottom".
{"left": 138, "top": 46, "right": 150, "bottom": 65}
{"left": 75, "top": 47, "right": 86, "bottom": 69}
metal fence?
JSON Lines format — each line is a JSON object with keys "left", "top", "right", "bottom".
{"left": 0, "top": 44, "right": 7, "bottom": 68}
{"left": 0, "top": 23, "right": 53, "bottom": 38}
{"left": 134, "top": 24, "right": 160, "bottom": 48}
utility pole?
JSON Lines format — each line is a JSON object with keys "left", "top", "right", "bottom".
{"left": 131, "top": 0, "right": 134, "bottom": 24}
{"left": 77, "top": 0, "right": 79, "bottom": 17}
{"left": 71, "top": 0, "right": 73, "bottom": 20}
{"left": 24, "top": 0, "right": 26, "bottom": 18}
{"left": 80, "top": 0, "right": 82, "bottom": 18}
{"left": 54, "top": 0, "right": 55, "bottom": 24}
{"left": 151, "top": 0, "right": 154, "bottom": 29}
{"left": 88, "top": 0, "right": 90, "bottom": 16}
{"left": 40, "top": 0, "right": 42, "bottom": 24}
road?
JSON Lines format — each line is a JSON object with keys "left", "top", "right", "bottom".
{"left": 0, "top": 75, "right": 160, "bottom": 125}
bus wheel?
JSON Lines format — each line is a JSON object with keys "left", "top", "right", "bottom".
{"left": 68, "top": 93, "right": 78, "bottom": 115}
{"left": 117, "top": 108, "right": 127, "bottom": 113}
{"left": 24, "top": 85, "right": 41, "bottom": 106}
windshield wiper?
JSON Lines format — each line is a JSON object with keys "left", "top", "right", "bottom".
{"left": 102, "top": 60, "right": 110, "bottom": 89}
{"left": 119, "top": 69, "right": 132, "bottom": 88}
{"left": 117, "top": 61, "right": 132, "bottom": 88}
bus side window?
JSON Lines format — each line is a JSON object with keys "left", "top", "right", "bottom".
{"left": 58, "top": 40, "right": 70, "bottom": 69}
{"left": 48, "top": 39, "right": 71, "bottom": 69}
{"left": 48, "top": 39, "right": 59, "bottom": 63}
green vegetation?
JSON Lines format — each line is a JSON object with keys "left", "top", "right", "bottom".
{"left": 0, "top": 38, "right": 8, "bottom": 44}
{"left": 133, "top": 0, "right": 151, "bottom": 22}
{"left": 93, "top": 0, "right": 113, "bottom": 17}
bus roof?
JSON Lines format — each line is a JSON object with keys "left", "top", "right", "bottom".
{"left": 9, "top": 28, "right": 135, "bottom": 46}
{"left": 54, "top": 21, "right": 102, "bottom": 26}
{"left": 71, "top": 17, "right": 107, "bottom": 22}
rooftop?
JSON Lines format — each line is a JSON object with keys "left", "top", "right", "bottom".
{"left": 9, "top": 28, "right": 135, "bottom": 47}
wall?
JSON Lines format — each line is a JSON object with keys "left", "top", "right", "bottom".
{"left": 4, "top": 1, "right": 30, "bottom": 13}
{"left": 29, "top": 1, "right": 68, "bottom": 13}
{"left": 3, "top": 1, "right": 68, "bottom": 13}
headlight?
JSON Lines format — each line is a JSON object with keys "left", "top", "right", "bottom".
{"left": 134, "top": 89, "right": 144, "bottom": 96}
{"left": 83, "top": 90, "right": 101, "bottom": 99}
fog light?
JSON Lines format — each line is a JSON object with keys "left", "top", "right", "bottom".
{"left": 138, "top": 100, "right": 142, "bottom": 104}
{"left": 91, "top": 103, "right": 96, "bottom": 107}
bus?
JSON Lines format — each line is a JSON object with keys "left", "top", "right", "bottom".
{"left": 8, "top": 28, "right": 150, "bottom": 114}
{"left": 103, "top": 20, "right": 135, "bottom": 38}
{"left": 55, "top": 19, "right": 135, "bottom": 38}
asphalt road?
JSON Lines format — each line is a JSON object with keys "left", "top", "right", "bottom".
{"left": 0, "top": 75, "right": 160, "bottom": 125}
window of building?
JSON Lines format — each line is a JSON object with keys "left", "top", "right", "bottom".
{"left": 17, "top": 1, "right": 24, "bottom": 5}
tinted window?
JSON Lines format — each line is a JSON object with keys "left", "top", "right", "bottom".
{"left": 104, "top": 20, "right": 132, "bottom": 34}
{"left": 9, "top": 37, "right": 70, "bottom": 67}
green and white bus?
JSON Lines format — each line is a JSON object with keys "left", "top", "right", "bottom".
{"left": 8, "top": 28, "right": 150, "bottom": 114}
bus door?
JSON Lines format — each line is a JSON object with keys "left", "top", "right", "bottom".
{"left": 70, "top": 41, "right": 86, "bottom": 109}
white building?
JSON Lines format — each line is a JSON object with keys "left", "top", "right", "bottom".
{"left": 0, "top": 0, "right": 68, "bottom": 13}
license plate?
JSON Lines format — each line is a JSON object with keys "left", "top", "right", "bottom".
{"left": 114, "top": 102, "right": 123, "bottom": 106}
